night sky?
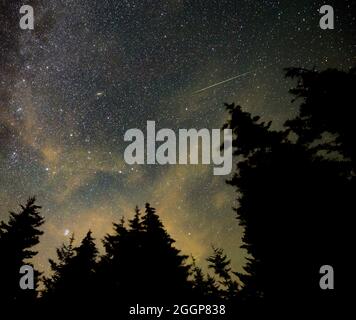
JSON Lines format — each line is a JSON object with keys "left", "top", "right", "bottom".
{"left": 0, "top": 0, "right": 355, "bottom": 275}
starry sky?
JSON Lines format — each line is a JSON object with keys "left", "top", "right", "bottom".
{"left": 0, "top": 0, "right": 355, "bottom": 275}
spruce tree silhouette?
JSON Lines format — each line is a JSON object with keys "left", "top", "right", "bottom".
{"left": 0, "top": 197, "right": 44, "bottom": 309}
{"left": 96, "top": 203, "right": 192, "bottom": 314}
{"left": 42, "top": 231, "right": 98, "bottom": 310}
{"left": 191, "top": 256, "right": 220, "bottom": 303}
{"left": 95, "top": 216, "right": 130, "bottom": 311}
{"left": 141, "top": 203, "right": 192, "bottom": 303}
{"left": 207, "top": 247, "right": 239, "bottom": 301}
{"left": 207, "top": 247, "right": 243, "bottom": 316}
{"left": 223, "top": 67, "right": 355, "bottom": 313}
{"left": 42, "top": 234, "right": 75, "bottom": 300}
{"left": 129, "top": 205, "right": 144, "bottom": 232}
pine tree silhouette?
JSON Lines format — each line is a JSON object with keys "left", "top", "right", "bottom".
{"left": 42, "top": 234, "right": 75, "bottom": 301}
{"left": 0, "top": 197, "right": 44, "bottom": 308}
{"left": 42, "top": 231, "right": 98, "bottom": 310}
{"left": 223, "top": 67, "right": 355, "bottom": 313}
{"left": 207, "top": 247, "right": 239, "bottom": 301}
{"left": 95, "top": 216, "right": 129, "bottom": 311}
{"left": 140, "top": 203, "right": 192, "bottom": 303}
{"left": 96, "top": 203, "right": 192, "bottom": 314}
{"left": 129, "top": 205, "right": 144, "bottom": 232}
{"left": 191, "top": 256, "right": 220, "bottom": 302}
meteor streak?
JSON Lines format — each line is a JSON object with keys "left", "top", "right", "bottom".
{"left": 193, "top": 71, "right": 253, "bottom": 94}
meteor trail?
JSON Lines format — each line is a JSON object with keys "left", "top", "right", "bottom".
{"left": 193, "top": 71, "right": 253, "bottom": 94}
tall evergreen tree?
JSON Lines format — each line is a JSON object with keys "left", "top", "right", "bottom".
{"left": 42, "top": 234, "right": 75, "bottom": 300}
{"left": 140, "top": 203, "right": 192, "bottom": 303}
{"left": 42, "top": 231, "right": 98, "bottom": 309}
{"left": 0, "top": 197, "right": 44, "bottom": 307}
{"left": 97, "top": 204, "right": 192, "bottom": 313}
{"left": 129, "top": 206, "right": 144, "bottom": 233}
{"left": 97, "top": 216, "right": 130, "bottom": 308}
{"left": 224, "top": 67, "right": 355, "bottom": 311}
{"left": 191, "top": 255, "right": 223, "bottom": 305}
{"left": 207, "top": 247, "right": 239, "bottom": 301}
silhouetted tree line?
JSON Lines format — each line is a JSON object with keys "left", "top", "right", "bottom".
{"left": 0, "top": 200, "right": 239, "bottom": 317}
{"left": 0, "top": 67, "right": 354, "bottom": 316}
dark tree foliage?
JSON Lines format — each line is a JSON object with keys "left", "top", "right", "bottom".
{"left": 42, "top": 234, "right": 75, "bottom": 298}
{"left": 191, "top": 256, "right": 220, "bottom": 302}
{"left": 285, "top": 67, "right": 356, "bottom": 168}
{"left": 140, "top": 203, "right": 192, "bottom": 301}
{"left": 0, "top": 197, "right": 44, "bottom": 308}
{"left": 207, "top": 247, "right": 239, "bottom": 301}
{"left": 96, "top": 203, "right": 193, "bottom": 314}
{"left": 0, "top": 199, "right": 237, "bottom": 317}
{"left": 42, "top": 231, "right": 98, "bottom": 309}
{"left": 224, "top": 67, "right": 355, "bottom": 312}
